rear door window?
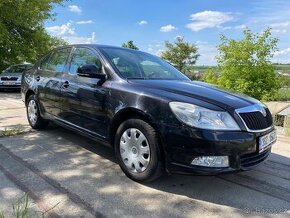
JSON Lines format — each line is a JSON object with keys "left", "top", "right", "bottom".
{"left": 41, "top": 48, "right": 71, "bottom": 72}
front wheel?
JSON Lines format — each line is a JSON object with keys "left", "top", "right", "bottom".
{"left": 26, "top": 95, "right": 49, "bottom": 130}
{"left": 115, "top": 119, "right": 163, "bottom": 182}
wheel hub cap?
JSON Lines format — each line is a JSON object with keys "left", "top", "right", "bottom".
{"left": 120, "top": 128, "right": 150, "bottom": 173}
{"left": 28, "top": 100, "right": 37, "bottom": 125}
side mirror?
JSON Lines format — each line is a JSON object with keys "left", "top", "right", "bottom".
{"left": 77, "top": 64, "right": 107, "bottom": 81}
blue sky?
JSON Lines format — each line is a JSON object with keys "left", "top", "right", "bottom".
{"left": 46, "top": 0, "right": 290, "bottom": 65}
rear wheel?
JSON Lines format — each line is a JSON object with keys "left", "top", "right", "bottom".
{"left": 26, "top": 95, "right": 49, "bottom": 129}
{"left": 115, "top": 119, "right": 163, "bottom": 182}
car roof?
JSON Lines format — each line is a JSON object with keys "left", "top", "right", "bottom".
{"left": 58, "top": 44, "right": 140, "bottom": 51}
{"left": 10, "top": 63, "right": 33, "bottom": 67}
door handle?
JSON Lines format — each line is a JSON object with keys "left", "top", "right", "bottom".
{"left": 36, "top": 76, "right": 40, "bottom": 81}
{"left": 63, "top": 81, "right": 70, "bottom": 88}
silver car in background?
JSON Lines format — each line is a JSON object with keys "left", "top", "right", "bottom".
{"left": 0, "top": 64, "right": 33, "bottom": 90}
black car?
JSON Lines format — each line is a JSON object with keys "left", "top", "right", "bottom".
{"left": 21, "top": 45, "right": 277, "bottom": 182}
{"left": 0, "top": 64, "right": 33, "bottom": 90}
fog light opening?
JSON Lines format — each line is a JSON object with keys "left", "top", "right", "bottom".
{"left": 191, "top": 156, "right": 229, "bottom": 168}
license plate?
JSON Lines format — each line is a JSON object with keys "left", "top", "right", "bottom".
{"left": 4, "top": 81, "right": 16, "bottom": 85}
{"left": 259, "top": 130, "right": 276, "bottom": 153}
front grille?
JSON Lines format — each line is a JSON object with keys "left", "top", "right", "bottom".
{"left": 240, "top": 149, "right": 271, "bottom": 168}
{"left": 1, "top": 77, "right": 18, "bottom": 81}
{"left": 239, "top": 108, "right": 273, "bottom": 130}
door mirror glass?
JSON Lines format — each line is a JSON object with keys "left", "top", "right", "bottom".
{"left": 77, "top": 64, "right": 106, "bottom": 80}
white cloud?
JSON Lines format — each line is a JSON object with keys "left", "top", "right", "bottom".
{"left": 273, "top": 47, "right": 290, "bottom": 63}
{"left": 76, "top": 20, "right": 94, "bottom": 25}
{"left": 234, "top": 24, "right": 247, "bottom": 29}
{"left": 160, "top": 24, "right": 177, "bottom": 32}
{"left": 68, "top": 5, "right": 82, "bottom": 14}
{"left": 221, "top": 26, "right": 232, "bottom": 30}
{"left": 63, "top": 32, "right": 97, "bottom": 44}
{"left": 274, "top": 47, "right": 290, "bottom": 56}
{"left": 270, "top": 21, "right": 290, "bottom": 33}
{"left": 46, "top": 22, "right": 75, "bottom": 36}
{"left": 138, "top": 20, "right": 148, "bottom": 26}
{"left": 196, "top": 43, "right": 218, "bottom": 65}
{"left": 220, "top": 24, "right": 246, "bottom": 31}
{"left": 186, "top": 11, "right": 233, "bottom": 31}
{"left": 46, "top": 22, "right": 96, "bottom": 44}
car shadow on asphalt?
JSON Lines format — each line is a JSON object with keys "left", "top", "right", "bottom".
{"left": 2, "top": 123, "right": 289, "bottom": 217}
{"left": 43, "top": 124, "right": 290, "bottom": 216}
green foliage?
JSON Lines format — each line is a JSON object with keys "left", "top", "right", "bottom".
{"left": 272, "top": 88, "right": 290, "bottom": 101}
{"left": 0, "top": 0, "right": 67, "bottom": 71}
{"left": 12, "top": 194, "right": 29, "bottom": 218}
{"left": 278, "top": 75, "right": 290, "bottom": 87}
{"left": 122, "top": 40, "right": 139, "bottom": 50}
{"left": 0, "top": 125, "right": 26, "bottom": 137}
{"left": 161, "top": 37, "right": 200, "bottom": 73}
{"left": 217, "top": 28, "right": 280, "bottom": 101}
{"left": 202, "top": 68, "right": 219, "bottom": 84}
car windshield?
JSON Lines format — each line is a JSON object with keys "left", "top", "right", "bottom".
{"left": 3, "top": 65, "right": 32, "bottom": 73}
{"left": 100, "top": 47, "right": 190, "bottom": 80}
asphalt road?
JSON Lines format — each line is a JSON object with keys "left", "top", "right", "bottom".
{"left": 0, "top": 92, "right": 289, "bottom": 218}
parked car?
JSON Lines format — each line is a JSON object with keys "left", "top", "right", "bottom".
{"left": 0, "top": 64, "right": 33, "bottom": 90}
{"left": 21, "top": 45, "right": 277, "bottom": 182}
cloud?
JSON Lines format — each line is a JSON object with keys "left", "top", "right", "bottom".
{"left": 138, "top": 20, "right": 148, "bottom": 26}
{"left": 160, "top": 24, "right": 177, "bottom": 32}
{"left": 195, "top": 42, "right": 218, "bottom": 65}
{"left": 234, "top": 24, "right": 247, "bottom": 29}
{"left": 273, "top": 47, "right": 290, "bottom": 63}
{"left": 68, "top": 5, "right": 82, "bottom": 14}
{"left": 46, "top": 22, "right": 75, "bottom": 36}
{"left": 270, "top": 21, "right": 290, "bottom": 33}
{"left": 46, "top": 22, "right": 96, "bottom": 44}
{"left": 63, "top": 32, "right": 97, "bottom": 44}
{"left": 186, "top": 11, "right": 233, "bottom": 31}
{"left": 274, "top": 47, "right": 290, "bottom": 56}
{"left": 76, "top": 20, "right": 94, "bottom": 25}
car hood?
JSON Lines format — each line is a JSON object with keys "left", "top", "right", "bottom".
{"left": 128, "top": 79, "right": 261, "bottom": 110}
{"left": 0, "top": 72, "right": 22, "bottom": 77}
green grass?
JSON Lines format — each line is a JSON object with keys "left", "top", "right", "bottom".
{"left": 0, "top": 194, "right": 30, "bottom": 218}
{"left": 273, "top": 88, "right": 290, "bottom": 101}
{"left": 0, "top": 126, "right": 26, "bottom": 138}
{"left": 274, "top": 64, "right": 290, "bottom": 71}
{"left": 12, "top": 194, "right": 30, "bottom": 218}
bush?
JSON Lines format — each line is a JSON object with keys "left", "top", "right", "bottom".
{"left": 202, "top": 69, "right": 219, "bottom": 84}
{"left": 217, "top": 28, "right": 280, "bottom": 101}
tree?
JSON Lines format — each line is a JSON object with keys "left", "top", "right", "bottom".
{"left": 122, "top": 40, "right": 139, "bottom": 50}
{"left": 161, "top": 37, "right": 200, "bottom": 74}
{"left": 217, "top": 28, "right": 280, "bottom": 101}
{"left": 0, "top": 0, "right": 67, "bottom": 70}
{"left": 202, "top": 68, "right": 219, "bottom": 84}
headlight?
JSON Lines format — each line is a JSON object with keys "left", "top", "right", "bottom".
{"left": 169, "top": 102, "right": 240, "bottom": 130}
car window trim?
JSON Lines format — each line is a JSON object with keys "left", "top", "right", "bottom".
{"left": 40, "top": 46, "right": 73, "bottom": 73}
{"left": 67, "top": 46, "right": 109, "bottom": 77}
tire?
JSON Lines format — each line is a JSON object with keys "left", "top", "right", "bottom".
{"left": 26, "top": 95, "right": 49, "bottom": 130}
{"left": 115, "top": 119, "right": 163, "bottom": 182}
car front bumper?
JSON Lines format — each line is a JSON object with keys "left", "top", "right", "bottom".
{"left": 160, "top": 124, "right": 275, "bottom": 175}
{"left": 0, "top": 83, "right": 21, "bottom": 89}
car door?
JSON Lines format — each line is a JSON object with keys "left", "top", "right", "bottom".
{"left": 37, "top": 47, "right": 72, "bottom": 117}
{"left": 60, "top": 47, "right": 108, "bottom": 137}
